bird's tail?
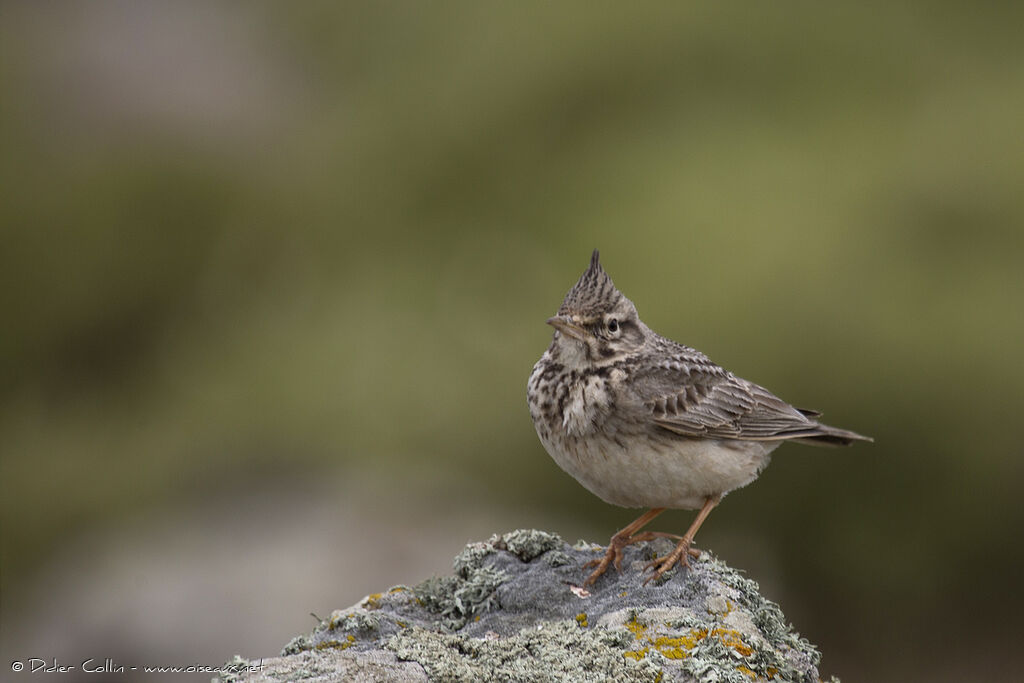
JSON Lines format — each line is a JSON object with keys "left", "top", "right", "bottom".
{"left": 793, "top": 423, "right": 873, "bottom": 447}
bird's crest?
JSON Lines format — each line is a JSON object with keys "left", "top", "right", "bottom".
{"left": 558, "top": 249, "right": 623, "bottom": 317}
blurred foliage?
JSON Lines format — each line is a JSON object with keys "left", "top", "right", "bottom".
{"left": 2, "top": 1, "right": 1023, "bottom": 680}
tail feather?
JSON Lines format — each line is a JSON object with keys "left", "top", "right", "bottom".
{"left": 794, "top": 423, "right": 873, "bottom": 447}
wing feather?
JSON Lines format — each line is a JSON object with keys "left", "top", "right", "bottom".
{"left": 628, "top": 342, "right": 865, "bottom": 444}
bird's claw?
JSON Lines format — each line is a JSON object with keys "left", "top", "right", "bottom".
{"left": 642, "top": 541, "right": 702, "bottom": 585}
{"left": 582, "top": 540, "right": 627, "bottom": 586}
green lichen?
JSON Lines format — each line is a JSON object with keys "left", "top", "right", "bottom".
{"left": 280, "top": 605, "right": 386, "bottom": 656}
{"left": 273, "top": 531, "right": 831, "bottom": 681}
{"left": 414, "top": 575, "right": 460, "bottom": 613}
{"left": 453, "top": 542, "right": 495, "bottom": 577}
{"left": 329, "top": 610, "right": 380, "bottom": 633}
{"left": 500, "top": 529, "right": 563, "bottom": 562}
{"left": 417, "top": 534, "right": 529, "bottom": 630}
{"left": 388, "top": 619, "right": 662, "bottom": 683}
{"left": 414, "top": 566, "right": 506, "bottom": 631}
{"left": 281, "top": 634, "right": 314, "bottom": 656}
{"left": 697, "top": 555, "right": 825, "bottom": 678}
{"left": 663, "top": 610, "right": 704, "bottom": 631}
{"left": 544, "top": 550, "right": 573, "bottom": 567}
{"left": 613, "top": 592, "right": 825, "bottom": 683}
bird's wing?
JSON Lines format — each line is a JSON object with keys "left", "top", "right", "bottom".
{"left": 628, "top": 348, "right": 823, "bottom": 441}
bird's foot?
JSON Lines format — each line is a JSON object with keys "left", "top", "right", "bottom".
{"left": 642, "top": 537, "right": 702, "bottom": 585}
{"left": 582, "top": 530, "right": 650, "bottom": 586}
{"left": 582, "top": 541, "right": 625, "bottom": 586}
{"left": 583, "top": 531, "right": 700, "bottom": 586}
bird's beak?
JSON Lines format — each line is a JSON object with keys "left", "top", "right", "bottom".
{"left": 546, "top": 315, "right": 587, "bottom": 341}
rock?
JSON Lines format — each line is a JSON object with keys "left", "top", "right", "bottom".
{"left": 219, "top": 530, "right": 836, "bottom": 683}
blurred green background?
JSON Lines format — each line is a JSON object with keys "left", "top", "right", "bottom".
{"left": 2, "top": 2, "right": 1022, "bottom": 681}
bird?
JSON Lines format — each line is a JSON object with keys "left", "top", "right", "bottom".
{"left": 527, "top": 249, "right": 871, "bottom": 586}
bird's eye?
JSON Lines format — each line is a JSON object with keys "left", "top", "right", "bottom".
{"left": 607, "top": 318, "right": 619, "bottom": 333}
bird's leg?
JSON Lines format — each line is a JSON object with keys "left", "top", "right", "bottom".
{"left": 643, "top": 496, "right": 719, "bottom": 585}
{"left": 583, "top": 508, "right": 665, "bottom": 586}
{"left": 628, "top": 531, "right": 702, "bottom": 558}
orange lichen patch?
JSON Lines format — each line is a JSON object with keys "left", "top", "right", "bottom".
{"left": 712, "top": 628, "right": 753, "bottom": 657}
{"left": 317, "top": 634, "right": 357, "bottom": 651}
{"left": 737, "top": 664, "right": 757, "bottom": 679}
{"left": 575, "top": 613, "right": 589, "bottom": 628}
{"left": 649, "top": 629, "right": 706, "bottom": 659}
{"left": 622, "top": 614, "right": 649, "bottom": 660}
{"left": 626, "top": 615, "right": 704, "bottom": 660}
{"left": 362, "top": 593, "right": 384, "bottom": 609}
{"left": 621, "top": 615, "right": 756, "bottom": 663}
{"left": 625, "top": 614, "right": 648, "bottom": 638}
{"left": 623, "top": 648, "right": 649, "bottom": 661}
{"left": 648, "top": 637, "right": 691, "bottom": 660}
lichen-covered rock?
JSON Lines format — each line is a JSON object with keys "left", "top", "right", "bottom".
{"left": 222, "top": 530, "right": 836, "bottom": 683}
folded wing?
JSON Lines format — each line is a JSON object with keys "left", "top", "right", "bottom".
{"left": 630, "top": 347, "right": 870, "bottom": 446}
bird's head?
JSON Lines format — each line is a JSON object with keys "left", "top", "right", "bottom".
{"left": 547, "top": 250, "right": 646, "bottom": 366}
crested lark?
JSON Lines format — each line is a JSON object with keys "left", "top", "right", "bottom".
{"left": 527, "top": 250, "right": 871, "bottom": 586}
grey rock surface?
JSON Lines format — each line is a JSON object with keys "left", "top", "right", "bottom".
{"left": 222, "top": 530, "right": 835, "bottom": 682}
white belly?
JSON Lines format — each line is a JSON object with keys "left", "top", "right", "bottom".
{"left": 538, "top": 427, "right": 778, "bottom": 509}
{"left": 528, "top": 349, "right": 778, "bottom": 510}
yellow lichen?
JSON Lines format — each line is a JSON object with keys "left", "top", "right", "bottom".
{"left": 623, "top": 647, "right": 649, "bottom": 661}
{"left": 317, "top": 634, "right": 357, "bottom": 651}
{"left": 712, "top": 628, "right": 753, "bottom": 657}
{"left": 625, "top": 614, "right": 648, "bottom": 638}
{"left": 362, "top": 593, "right": 384, "bottom": 609}
{"left": 736, "top": 664, "right": 756, "bottom": 679}
{"left": 621, "top": 616, "right": 755, "bottom": 663}
{"left": 649, "top": 638, "right": 688, "bottom": 659}
{"left": 650, "top": 630, "right": 705, "bottom": 659}
{"left": 575, "top": 613, "right": 589, "bottom": 628}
